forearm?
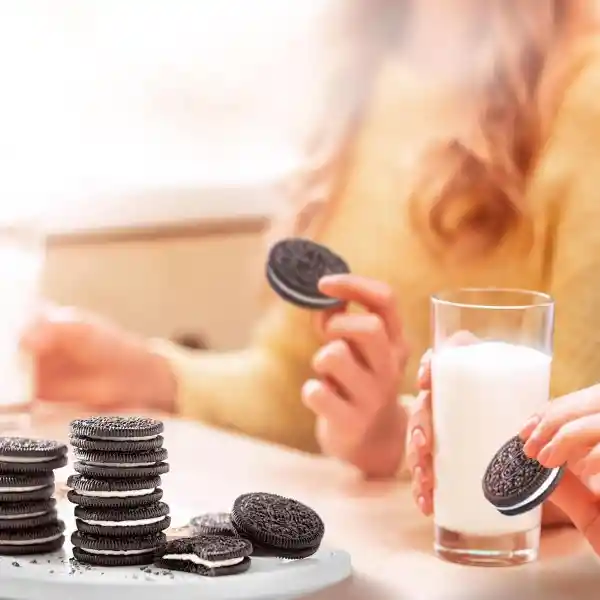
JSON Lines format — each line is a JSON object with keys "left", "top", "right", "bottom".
{"left": 148, "top": 339, "right": 319, "bottom": 452}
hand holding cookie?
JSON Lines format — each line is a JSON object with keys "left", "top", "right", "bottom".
{"left": 301, "top": 274, "right": 409, "bottom": 478}
{"left": 520, "top": 385, "right": 600, "bottom": 474}
{"left": 407, "top": 331, "right": 479, "bottom": 516}
{"left": 519, "top": 387, "right": 600, "bottom": 555}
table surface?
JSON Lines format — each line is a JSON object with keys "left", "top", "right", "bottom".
{"left": 25, "top": 406, "right": 600, "bottom": 600}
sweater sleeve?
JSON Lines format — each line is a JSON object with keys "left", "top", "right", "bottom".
{"left": 544, "top": 53, "right": 600, "bottom": 398}
{"left": 150, "top": 150, "right": 405, "bottom": 452}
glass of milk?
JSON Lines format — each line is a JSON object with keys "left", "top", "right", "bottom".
{"left": 431, "top": 288, "right": 554, "bottom": 567}
{"left": 0, "top": 221, "right": 44, "bottom": 435}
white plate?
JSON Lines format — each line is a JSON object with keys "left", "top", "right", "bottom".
{"left": 0, "top": 503, "right": 352, "bottom": 600}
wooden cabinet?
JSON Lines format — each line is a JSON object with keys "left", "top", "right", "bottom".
{"left": 43, "top": 222, "right": 266, "bottom": 350}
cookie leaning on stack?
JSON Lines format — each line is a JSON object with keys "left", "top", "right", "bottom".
{"left": 66, "top": 417, "right": 170, "bottom": 566}
{"left": 0, "top": 437, "right": 67, "bottom": 555}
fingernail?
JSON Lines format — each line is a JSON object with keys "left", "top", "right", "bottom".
{"left": 519, "top": 415, "right": 541, "bottom": 439}
{"left": 411, "top": 428, "right": 426, "bottom": 448}
{"left": 537, "top": 446, "right": 553, "bottom": 465}
{"left": 417, "top": 495, "right": 427, "bottom": 513}
{"left": 417, "top": 364, "right": 426, "bottom": 382}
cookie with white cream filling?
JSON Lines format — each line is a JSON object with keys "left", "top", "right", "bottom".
{"left": 71, "top": 531, "right": 166, "bottom": 566}
{"left": 0, "top": 520, "right": 65, "bottom": 555}
{"left": 70, "top": 416, "right": 164, "bottom": 442}
{"left": 75, "top": 502, "right": 171, "bottom": 537}
{"left": 0, "top": 437, "right": 67, "bottom": 473}
{"left": 155, "top": 535, "right": 252, "bottom": 577}
{"left": 0, "top": 473, "right": 55, "bottom": 502}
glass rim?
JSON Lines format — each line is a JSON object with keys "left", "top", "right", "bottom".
{"left": 431, "top": 288, "right": 554, "bottom": 311}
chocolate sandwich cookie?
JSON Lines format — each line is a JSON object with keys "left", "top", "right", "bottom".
{"left": 231, "top": 492, "right": 325, "bottom": 559}
{"left": 74, "top": 448, "right": 167, "bottom": 468}
{"left": 0, "top": 473, "right": 55, "bottom": 502}
{"left": 70, "top": 434, "right": 165, "bottom": 454}
{"left": 71, "top": 531, "right": 166, "bottom": 567}
{"left": 482, "top": 436, "right": 566, "bottom": 516}
{"left": 67, "top": 474, "right": 163, "bottom": 508}
{"left": 70, "top": 416, "right": 164, "bottom": 443}
{"left": 0, "top": 520, "right": 65, "bottom": 555}
{"left": 266, "top": 238, "right": 350, "bottom": 310}
{"left": 155, "top": 535, "right": 252, "bottom": 577}
{"left": 189, "top": 512, "right": 237, "bottom": 537}
{"left": 75, "top": 502, "right": 171, "bottom": 537}
{"left": 74, "top": 461, "right": 169, "bottom": 479}
{"left": 0, "top": 509, "right": 58, "bottom": 531}
{"left": 0, "top": 437, "right": 68, "bottom": 473}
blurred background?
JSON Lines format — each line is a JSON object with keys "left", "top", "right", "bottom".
{"left": 0, "top": 0, "right": 339, "bottom": 351}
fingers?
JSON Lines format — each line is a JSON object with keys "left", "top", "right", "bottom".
{"left": 549, "top": 470, "right": 600, "bottom": 555}
{"left": 522, "top": 385, "right": 600, "bottom": 460}
{"left": 406, "top": 391, "right": 433, "bottom": 473}
{"left": 417, "top": 350, "right": 432, "bottom": 391}
{"left": 311, "top": 340, "right": 377, "bottom": 410}
{"left": 416, "top": 331, "right": 478, "bottom": 392}
{"left": 301, "top": 378, "right": 358, "bottom": 431}
{"left": 21, "top": 306, "right": 92, "bottom": 355}
{"left": 534, "top": 414, "right": 600, "bottom": 468}
{"left": 318, "top": 274, "right": 402, "bottom": 343}
{"left": 320, "top": 312, "right": 401, "bottom": 378}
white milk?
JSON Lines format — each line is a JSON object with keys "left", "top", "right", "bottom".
{"left": 0, "top": 246, "right": 40, "bottom": 407}
{"left": 432, "top": 341, "right": 551, "bottom": 536}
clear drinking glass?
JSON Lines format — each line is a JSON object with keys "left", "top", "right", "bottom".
{"left": 431, "top": 288, "right": 554, "bottom": 567}
{"left": 0, "top": 221, "right": 44, "bottom": 435}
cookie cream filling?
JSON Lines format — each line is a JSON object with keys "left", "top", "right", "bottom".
{"left": 0, "top": 511, "right": 47, "bottom": 520}
{"left": 0, "top": 456, "right": 56, "bottom": 463}
{"left": 77, "top": 488, "right": 155, "bottom": 498}
{"left": 83, "top": 548, "right": 154, "bottom": 556}
{"left": 162, "top": 554, "right": 244, "bottom": 568}
{"left": 0, "top": 533, "right": 62, "bottom": 546}
{"left": 83, "top": 461, "right": 156, "bottom": 468}
{"left": 501, "top": 467, "right": 563, "bottom": 511}
{"left": 0, "top": 485, "right": 46, "bottom": 493}
{"left": 80, "top": 516, "right": 166, "bottom": 527}
{"left": 268, "top": 267, "right": 335, "bottom": 306}
{"left": 93, "top": 435, "right": 159, "bottom": 442}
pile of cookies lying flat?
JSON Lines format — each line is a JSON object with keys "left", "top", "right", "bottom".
{"left": 0, "top": 438, "right": 67, "bottom": 556}
{"left": 157, "top": 492, "right": 326, "bottom": 577}
{"left": 66, "top": 416, "right": 171, "bottom": 567}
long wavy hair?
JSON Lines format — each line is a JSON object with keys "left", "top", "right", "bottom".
{"left": 270, "top": 0, "right": 590, "bottom": 256}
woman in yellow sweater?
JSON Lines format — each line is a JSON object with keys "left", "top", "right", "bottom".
{"left": 24, "top": 1, "right": 600, "bottom": 480}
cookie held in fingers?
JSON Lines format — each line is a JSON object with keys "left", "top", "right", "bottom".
{"left": 231, "top": 492, "right": 325, "bottom": 559}
{"left": 482, "top": 435, "right": 565, "bottom": 516}
{"left": 155, "top": 535, "right": 252, "bottom": 576}
{"left": 71, "top": 531, "right": 166, "bottom": 567}
{"left": 266, "top": 238, "right": 350, "bottom": 310}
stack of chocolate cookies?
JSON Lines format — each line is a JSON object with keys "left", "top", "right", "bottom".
{"left": 0, "top": 437, "right": 67, "bottom": 555}
{"left": 66, "top": 416, "right": 171, "bottom": 567}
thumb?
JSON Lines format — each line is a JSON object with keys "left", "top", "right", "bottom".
{"left": 550, "top": 470, "right": 600, "bottom": 555}
{"left": 21, "top": 306, "right": 86, "bottom": 355}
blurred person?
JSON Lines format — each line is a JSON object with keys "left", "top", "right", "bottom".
{"left": 23, "top": 0, "right": 600, "bottom": 482}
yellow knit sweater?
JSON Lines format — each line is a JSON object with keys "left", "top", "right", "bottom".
{"left": 153, "top": 39, "right": 600, "bottom": 453}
